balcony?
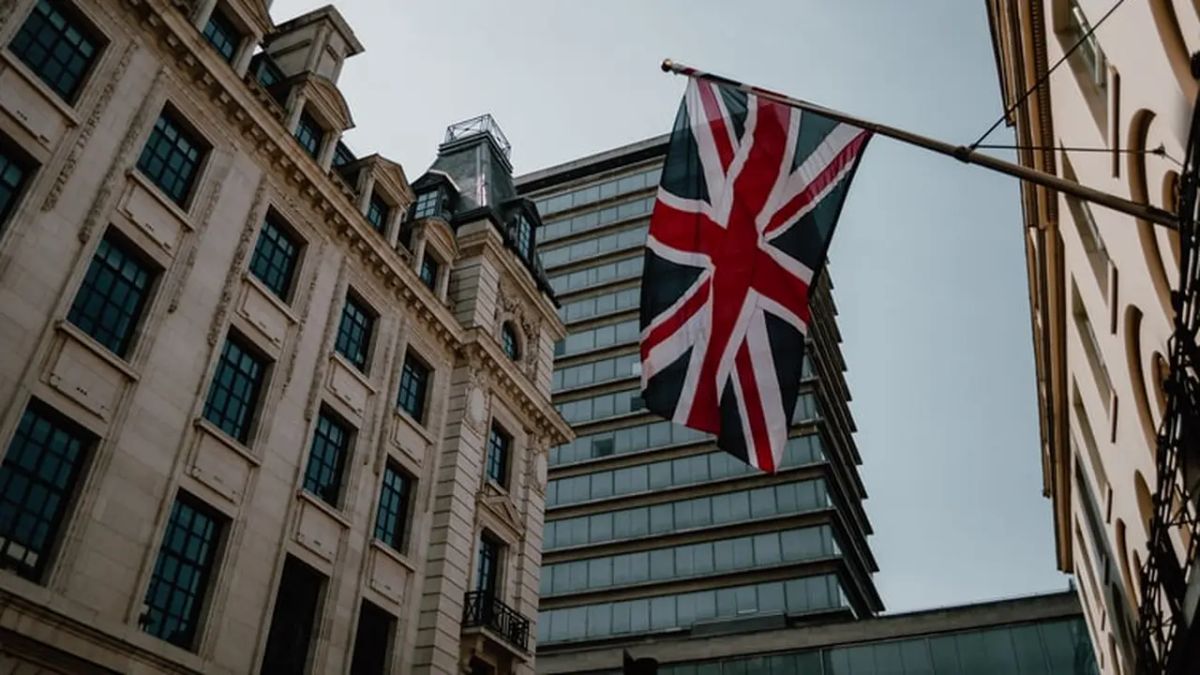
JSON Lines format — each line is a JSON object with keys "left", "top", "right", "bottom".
{"left": 462, "top": 591, "right": 531, "bottom": 654}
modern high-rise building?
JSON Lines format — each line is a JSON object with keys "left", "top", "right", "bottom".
{"left": 988, "top": 1, "right": 1200, "bottom": 673}
{"left": 516, "top": 135, "right": 883, "bottom": 667}
{"left": 0, "top": 1, "right": 567, "bottom": 673}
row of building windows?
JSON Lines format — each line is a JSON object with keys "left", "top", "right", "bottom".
{"left": 541, "top": 525, "right": 838, "bottom": 597}
{"left": 556, "top": 387, "right": 643, "bottom": 425}
{"left": 549, "top": 393, "right": 818, "bottom": 467}
{"left": 552, "top": 351, "right": 639, "bottom": 393}
{"left": 534, "top": 166, "right": 661, "bottom": 219}
{"left": 560, "top": 286, "right": 639, "bottom": 324}
{"left": 9, "top": 0, "right": 101, "bottom": 104}
{"left": 538, "top": 574, "right": 845, "bottom": 644}
{"left": 540, "top": 223, "right": 648, "bottom": 270}
{"left": 548, "top": 254, "right": 644, "bottom": 296}
{"left": 546, "top": 435, "right": 824, "bottom": 508}
{"left": 544, "top": 478, "right": 830, "bottom": 550}
{"left": 655, "top": 617, "right": 1097, "bottom": 675}
{"left": 537, "top": 195, "right": 656, "bottom": 244}
{"left": 555, "top": 318, "right": 639, "bottom": 358}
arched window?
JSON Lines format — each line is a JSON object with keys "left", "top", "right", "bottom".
{"left": 501, "top": 323, "right": 520, "bottom": 361}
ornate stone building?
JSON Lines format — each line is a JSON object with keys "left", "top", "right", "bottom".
{"left": 0, "top": 1, "right": 568, "bottom": 673}
{"left": 988, "top": 1, "right": 1198, "bottom": 673}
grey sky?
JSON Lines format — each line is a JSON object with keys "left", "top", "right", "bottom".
{"left": 270, "top": 0, "right": 1071, "bottom": 612}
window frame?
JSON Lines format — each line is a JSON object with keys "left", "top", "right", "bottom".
{"left": 294, "top": 110, "right": 325, "bottom": 160}
{"left": 0, "top": 138, "right": 35, "bottom": 235}
{"left": 486, "top": 422, "right": 511, "bottom": 487}
{"left": 136, "top": 107, "right": 209, "bottom": 208}
{"left": 411, "top": 188, "right": 443, "bottom": 220}
{"left": 476, "top": 532, "right": 504, "bottom": 598}
{"left": 396, "top": 350, "right": 431, "bottom": 423}
{"left": 200, "top": 3, "right": 243, "bottom": 65}
{"left": 418, "top": 252, "right": 440, "bottom": 292}
{"left": 202, "top": 331, "right": 270, "bottom": 444}
{"left": 500, "top": 322, "right": 520, "bottom": 361}
{"left": 303, "top": 409, "right": 353, "bottom": 508}
{"left": 66, "top": 229, "right": 159, "bottom": 358}
{"left": 373, "top": 461, "right": 414, "bottom": 553}
{"left": 248, "top": 211, "right": 304, "bottom": 302}
{"left": 7, "top": 0, "right": 105, "bottom": 104}
{"left": 366, "top": 192, "right": 390, "bottom": 234}
{"left": 334, "top": 291, "right": 377, "bottom": 373}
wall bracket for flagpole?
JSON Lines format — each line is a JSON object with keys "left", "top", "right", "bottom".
{"left": 660, "top": 59, "right": 1179, "bottom": 231}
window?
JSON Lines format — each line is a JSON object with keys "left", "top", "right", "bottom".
{"left": 412, "top": 189, "right": 443, "bottom": 219}
{"left": 201, "top": 6, "right": 241, "bottom": 64}
{"left": 418, "top": 254, "right": 439, "bottom": 291}
{"left": 8, "top": 0, "right": 100, "bottom": 102}
{"left": 501, "top": 323, "right": 519, "bottom": 361}
{"left": 0, "top": 144, "right": 31, "bottom": 231}
{"left": 253, "top": 53, "right": 284, "bottom": 91}
{"left": 335, "top": 293, "right": 375, "bottom": 372}
{"left": 67, "top": 232, "right": 155, "bottom": 357}
{"left": 260, "top": 556, "right": 325, "bottom": 675}
{"left": 249, "top": 214, "right": 301, "bottom": 300}
{"left": 203, "top": 335, "right": 267, "bottom": 443}
{"left": 350, "top": 601, "right": 394, "bottom": 675}
{"left": 477, "top": 534, "right": 502, "bottom": 596}
{"left": 303, "top": 411, "right": 351, "bottom": 507}
{"left": 513, "top": 215, "right": 532, "bottom": 261}
{"left": 486, "top": 423, "right": 510, "bottom": 486}
{"left": 294, "top": 112, "right": 324, "bottom": 160}
{"left": 374, "top": 463, "right": 413, "bottom": 552}
{"left": 332, "top": 141, "right": 356, "bottom": 168}
{"left": 1067, "top": 1, "right": 1106, "bottom": 89}
{"left": 137, "top": 112, "right": 205, "bottom": 206}
{"left": 0, "top": 403, "right": 91, "bottom": 581}
{"left": 396, "top": 352, "right": 429, "bottom": 422}
{"left": 141, "top": 495, "right": 223, "bottom": 649}
{"left": 366, "top": 193, "right": 389, "bottom": 233}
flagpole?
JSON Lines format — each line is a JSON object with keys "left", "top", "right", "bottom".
{"left": 661, "top": 59, "right": 1179, "bottom": 231}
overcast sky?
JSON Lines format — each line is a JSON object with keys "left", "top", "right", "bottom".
{"left": 269, "top": 0, "right": 1072, "bottom": 613}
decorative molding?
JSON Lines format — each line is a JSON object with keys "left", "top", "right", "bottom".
{"left": 207, "top": 176, "right": 267, "bottom": 344}
{"left": 0, "top": 0, "right": 21, "bottom": 32}
{"left": 168, "top": 159, "right": 231, "bottom": 312}
{"left": 44, "top": 42, "right": 137, "bottom": 212}
{"left": 305, "top": 258, "right": 348, "bottom": 421}
{"left": 286, "top": 238, "right": 326, "bottom": 388}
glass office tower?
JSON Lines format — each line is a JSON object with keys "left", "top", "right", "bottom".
{"left": 517, "top": 135, "right": 882, "bottom": 651}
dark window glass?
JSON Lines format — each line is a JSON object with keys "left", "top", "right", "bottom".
{"left": 201, "top": 6, "right": 240, "bottom": 63}
{"left": 419, "top": 255, "right": 439, "bottom": 291}
{"left": 141, "top": 495, "right": 222, "bottom": 649}
{"left": 396, "top": 353, "right": 429, "bottom": 422}
{"left": 374, "top": 463, "right": 412, "bottom": 551}
{"left": 294, "top": 112, "right": 323, "bottom": 159}
{"left": 332, "top": 141, "right": 356, "bottom": 168}
{"left": 335, "top": 294, "right": 374, "bottom": 372}
{"left": 477, "top": 534, "right": 501, "bottom": 596}
{"left": 350, "top": 601, "right": 394, "bottom": 675}
{"left": 0, "top": 144, "right": 31, "bottom": 230}
{"left": 249, "top": 215, "right": 301, "bottom": 300}
{"left": 203, "top": 336, "right": 267, "bottom": 443}
{"left": 303, "top": 412, "right": 350, "bottom": 506}
{"left": 254, "top": 54, "right": 284, "bottom": 90}
{"left": 67, "top": 233, "right": 155, "bottom": 357}
{"left": 8, "top": 0, "right": 99, "bottom": 102}
{"left": 260, "top": 556, "right": 325, "bottom": 675}
{"left": 137, "top": 112, "right": 205, "bottom": 206}
{"left": 412, "top": 189, "right": 442, "bottom": 219}
{"left": 513, "top": 216, "right": 532, "bottom": 260}
{"left": 0, "top": 403, "right": 90, "bottom": 580}
{"left": 366, "top": 193, "right": 389, "bottom": 233}
{"left": 486, "top": 423, "right": 510, "bottom": 486}
{"left": 500, "top": 323, "right": 519, "bottom": 361}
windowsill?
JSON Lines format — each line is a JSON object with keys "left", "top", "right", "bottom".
{"left": 54, "top": 320, "right": 141, "bottom": 381}
{"left": 193, "top": 417, "right": 261, "bottom": 467}
{"left": 370, "top": 538, "right": 417, "bottom": 573}
{"left": 486, "top": 478, "right": 511, "bottom": 497}
{"left": 126, "top": 169, "right": 196, "bottom": 227}
{"left": 242, "top": 271, "right": 299, "bottom": 324}
{"left": 393, "top": 407, "right": 434, "bottom": 445}
{"left": 330, "top": 351, "right": 378, "bottom": 393}
{"left": 0, "top": 50, "right": 82, "bottom": 125}
{"left": 296, "top": 489, "right": 351, "bottom": 529}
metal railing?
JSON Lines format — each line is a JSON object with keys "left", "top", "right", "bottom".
{"left": 1136, "top": 90, "right": 1200, "bottom": 675}
{"left": 462, "top": 591, "right": 531, "bottom": 652}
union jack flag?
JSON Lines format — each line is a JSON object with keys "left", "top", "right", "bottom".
{"left": 639, "top": 76, "right": 871, "bottom": 473}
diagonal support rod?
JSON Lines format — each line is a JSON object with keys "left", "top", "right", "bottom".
{"left": 661, "top": 59, "right": 1179, "bottom": 231}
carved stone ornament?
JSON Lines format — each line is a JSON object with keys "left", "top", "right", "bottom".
{"left": 477, "top": 482, "right": 523, "bottom": 537}
{"left": 463, "top": 362, "right": 488, "bottom": 433}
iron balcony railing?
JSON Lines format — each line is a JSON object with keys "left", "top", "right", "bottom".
{"left": 462, "top": 591, "right": 531, "bottom": 652}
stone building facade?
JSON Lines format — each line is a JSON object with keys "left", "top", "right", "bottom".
{"left": 0, "top": 1, "right": 568, "bottom": 673}
{"left": 987, "top": 1, "right": 1198, "bottom": 673}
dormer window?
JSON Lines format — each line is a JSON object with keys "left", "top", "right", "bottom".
{"left": 513, "top": 214, "right": 533, "bottom": 261}
{"left": 201, "top": 6, "right": 242, "bottom": 64}
{"left": 294, "top": 111, "right": 324, "bottom": 160}
{"left": 412, "top": 188, "right": 444, "bottom": 220}
{"left": 253, "top": 53, "right": 284, "bottom": 90}
{"left": 501, "top": 323, "right": 520, "bottom": 361}
{"left": 418, "top": 254, "right": 439, "bottom": 291}
{"left": 366, "top": 193, "right": 389, "bottom": 233}
{"left": 333, "top": 141, "right": 355, "bottom": 168}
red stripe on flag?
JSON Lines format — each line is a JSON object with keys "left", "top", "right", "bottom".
{"left": 734, "top": 343, "right": 776, "bottom": 473}
{"left": 697, "top": 82, "right": 735, "bottom": 170}
{"left": 641, "top": 277, "right": 711, "bottom": 358}
{"left": 764, "top": 130, "right": 870, "bottom": 236}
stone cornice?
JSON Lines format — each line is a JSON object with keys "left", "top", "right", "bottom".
{"left": 125, "top": 0, "right": 466, "bottom": 350}
{"left": 457, "top": 224, "right": 565, "bottom": 341}
{"left": 459, "top": 329, "right": 572, "bottom": 445}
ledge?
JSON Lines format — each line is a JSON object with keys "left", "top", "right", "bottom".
{"left": 0, "top": 51, "right": 82, "bottom": 125}
{"left": 54, "top": 321, "right": 141, "bottom": 382}
{"left": 296, "top": 488, "right": 352, "bottom": 529}
{"left": 242, "top": 271, "right": 300, "bottom": 324}
{"left": 393, "top": 407, "right": 434, "bottom": 445}
{"left": 192, "top": 417, "right": 262, "bottom": 467}
{"left": 370, "top": 538, "right": 417, "bottom": 573}
{"left": 330, "top": 351, "right": 379, "bottom": 393}
{"left": 125, "top": 169, "right": 196, "bottom": 227}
